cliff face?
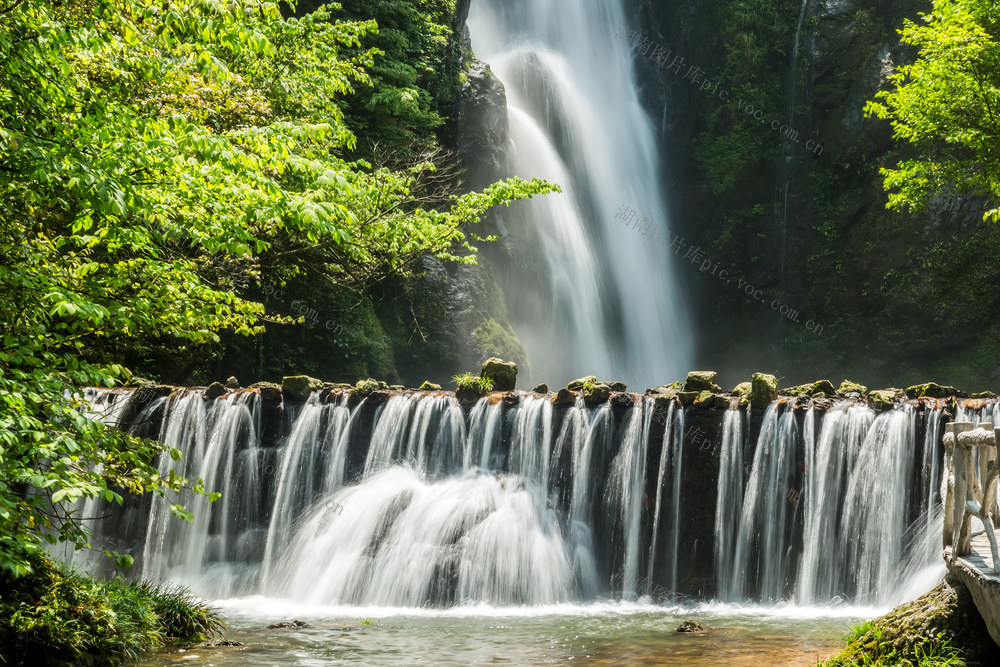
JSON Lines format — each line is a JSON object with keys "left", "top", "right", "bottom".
{"left": 622, "top": 0, "right": 1000, "bottom": 390}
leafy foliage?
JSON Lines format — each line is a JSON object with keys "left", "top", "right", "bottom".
{"left": 865, "top": 0, "right": 1000, "bottom": 221}
{"left": 451, "top": 372, "right": 493, "bottom": 394}
{"left": 0, "top": 0, "right": 553, "bottom": 579}
{"left": 0, "top": 552, "right": 223, "bottom": 665}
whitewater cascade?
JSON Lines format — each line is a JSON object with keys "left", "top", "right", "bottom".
{"left": 72, "top": 387, "right": 981, "bottom": 609}
{"left": 466, "top": 0, "right": 691, "bottom": 387}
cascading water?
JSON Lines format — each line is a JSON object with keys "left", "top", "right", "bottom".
{"left": 466, "top": 0, "right": 691, "bottom": 387}
{"left": 73, "top": 387, "right": 965, "bottom": 610}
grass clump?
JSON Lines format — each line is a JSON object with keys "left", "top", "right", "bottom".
{"left": 0, "top": 552, "right": 224, "bottom": 666}
{"left": 452, "top": 372, "right": 494, "bottom": 394}
{"left": 820, "top": 623, "right": 965, "bottom": 666}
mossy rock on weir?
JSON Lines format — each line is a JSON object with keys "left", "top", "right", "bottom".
{"left": 972, "top": 391, "right": 999, "bottom": 399}
{"left": 684, "top": 371, "right": 721, "bottom": 393}
{"left": 820, "top": 573, "right": 1000, "bottom": 666}
{"left": 282, "top": 375, "right": 322, "bottom": 402}
{"left": 348, "top": 378, "right": 385, "bottom": 408}
{"left": 647, "top": 381, "right": 683, "bottom": 396}
{"left": 533, "top": 383, "right": 548, "bottom": 394}
{"left": 567, "top": 375, "right": 597, "bottom": 391}
{"left": 869, "top": 388, "right": 900, "bottom": 410}
{"left": 837, "top": 380, "right": 867, "bottom": 395}
{"left": 551, "top": 388, "right": 575, "bottom": 406}
{"left": 481, "top": 357, "right": 517, "bottom": 392}
{"left": 905, "top": 382, "right": 961, "bottom": 399}
{"left": 249, "top": 381, "right": 282, "bottom": 403}
{"left": 730, "top": 382, "right": 752, "bottom": 397}
{"left": 205, "top": 381, "right": 227, "bottom": 400}
{"left": 582, "top": 382, "right": 612, "bottom": 405}
{"left": 693, "top": 390, "right": 728, "bottom": 408}
{"left": 419, "top": 381, "right": 442, "bottom": 391}
{"left": 780, "top": 380, "right": 836, "bottom": 398}
{"left": 750, "top": 373, "right": 777, "bottom": 408}
{"left": 225, "top": 376, "right": 240, "bottom": 389}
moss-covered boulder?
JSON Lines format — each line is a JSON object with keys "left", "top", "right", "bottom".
{"left": 838, "top": 380, "right": 867, "bottom": 396}
{"left": 582, "top": 382, "right": 612, "bottom": 405}
{"left": 481, "top": 357, "right": 517, "bottom": 392}
{"left": 419, "top": 381, "right": 442, "bottom": 391}
{"left": 610, "top": 393, "right": 634, "bottom": 409}
{"left": 869, "top": 388, "right": 900, "bottom": 410}
{"left": 684, "top": 371, "right": 721, "bottom": 392}
{"left": 731, "top": 381, "right": 752, "bottom": 397}
{"left": 820, "top": 574, "right": 999, "bottom": 666}
{"left": 567, "top": 375, "right": 597, "bottom": 391}
{"left": 780, "top": 379, "right": 837, "bottom": 398}
{"left": 282, "top": 375, "right": 322, "bottom": 402}
{"left": 750, "top": 372, "right": 777, "bottom": 408}
{"left": 205, "top": 382, "right": 228, "bottom": 400}
{"left": 249, "top": 381, "right": 282, "bottom": 404}
{"left": 647, "top": 381, "right": 683, "bottom": 396}
{"left": 607, "top": 381, "right": 627, "bottom": 392}
{"left": 905, "top": 382, "right": 961, "bottom": 399}
{"left": 224, "top": 376, "right": 240, "bottom": 389}
{"left": 972, "top": 391, "right": 998, "bottom": 399}
{"left": 533, "top": 383, "right": 548, "bottom": 394}
{"left": 693, "top": 390, "right": 717, "bottom": 407}
{"left": 348, "top": 378, "right": 382, "bottom": 408}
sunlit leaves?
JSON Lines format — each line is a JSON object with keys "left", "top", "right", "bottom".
{"left": 865, "top": 0, "right": 1000, "bottom": 218}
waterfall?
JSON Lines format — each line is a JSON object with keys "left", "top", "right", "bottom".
{"left": 74, "top": 388, "right": 958, "bottom": 609}
{"left": 466, "top": 0, "right": 691, "bottom": 387}
{"left": 713, "top": 406, "right": 746, "bottom": 600}
{"left": 729, "top": 402, "right": 801, "bottom": 602}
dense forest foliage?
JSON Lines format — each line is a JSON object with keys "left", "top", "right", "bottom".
{"left": 637, "top": 0, "right": 1000, "bottom": 389}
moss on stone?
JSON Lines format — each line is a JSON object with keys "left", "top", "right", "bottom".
{"left": 730, "top": 381, "right": 752, "bottom": 397}
{"left": 780, "top": 379, "right": 837, "bottom": 398}
{"left": 472, "top": 318, "right": 528, "bottom": 373}
{"left": 419, "top": 381, "right": 442, "bottom": 391}
{"left": 750, "top": 373, "right": 777, "bottom": 408}
{"left": 905, "top": 382, "right": 961, "bottom": 399}
{"left": 684, "top": 371, "right": 721, "bottom": 392}
{"left": 869, "top": 388, "right": 901, "bottom": 410}
{"left": 838, "top": 380, "right": 868, "bottom": 395}
{"left": 820, "top": 574, "right": 999, "bottom": 666}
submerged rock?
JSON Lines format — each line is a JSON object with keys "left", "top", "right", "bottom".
{"left": 282, "top": 375, "right": 322, "bottom": 402}
{"left": 676, "top": 620, "right": 709, "bottom": 633}
{"left": 481, "top": 357, "right": 517, "bottom": 392}
{"left": 750, "top": 373, "right": 777, "bottom": 408}
{"left": 684, "top": 371, "right": 721, "bottom": 392}
{"left": 267, "top": 620, "right": 311, "bottom": 630}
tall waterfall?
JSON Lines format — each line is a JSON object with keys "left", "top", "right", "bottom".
{"left": 73, "top": 388, "right": 974, "bottom": 609}
{"left": 466, "top": 0, "right": 691, "bottom": 387}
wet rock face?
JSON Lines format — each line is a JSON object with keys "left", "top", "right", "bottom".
{"left": 481, "top": 357, "right": 518, "bottom": 392}
{"left": 455, "top": 59, "right": 509, "bottom": 191}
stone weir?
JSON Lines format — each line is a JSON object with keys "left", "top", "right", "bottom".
{"left": 74, "top": 370, "right": 991, "bottom": 607}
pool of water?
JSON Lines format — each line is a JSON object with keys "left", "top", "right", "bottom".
{"left": 135, "top": 600, "right": 875, "bottom": 666}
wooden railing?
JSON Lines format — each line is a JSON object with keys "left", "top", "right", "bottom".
{"left": 943, "top": 421, "right": 1000, "bottom": 572}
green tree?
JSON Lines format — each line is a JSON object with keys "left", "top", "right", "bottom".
{"left": 0, "top": 0, "right": 554, "bottom": 578}
{"left": 866, "top": 0, "right": 1000, "bottom": 221}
